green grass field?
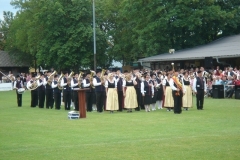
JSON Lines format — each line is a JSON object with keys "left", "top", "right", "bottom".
{"left": 0, "top": 91, "right": 240, "bottom": 160}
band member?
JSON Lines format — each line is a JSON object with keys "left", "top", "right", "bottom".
{"left": 150, "top": 74, "right": 158, "bottom": 111}
{"left": 141, "top": 74, "right": 154, "bottom": 112}
{"left": 27, "top": 74, "right": 38, "bottom": 107}
{"left": 71, "top": 73, "right": 79, "bottom": 111}
{"left": 156, "top": 72, "right": 163, "bottom": 109}
{"left": 83, "top": 71, "right": 93, "bottom": 112}
{"left": 193, "top": 71, "right": 207, "bottom": 110}
{"left": 38, "top": 73, "right": 46, "bottom": 108}
{"left": 52, "top": 75, "right": 62, "bottom": 110}
{"left": 61, "top": 71, "right": 72, "bottom": 110}
{"left": 14, "top": 75, "right": 23, "bottom": 107}
{"left": 134, "top": 72, "right": 144, "bottom": 111}
{"left": 105, "top": 73, "right": 119, "bottom": 113}
{"left": 93, "top": 70, "right": 106, "bottom": 113}
{"left": 169, "top": 71, "right": 185, "bottom": 114}
{"left": 163, "top": 73, "right": 174, "bottom": 111}
{"left": 45, "top": 71, "right": 54, "bottom": 109}
{"left": 182, "top": 72, "right": 192, "bottom": 110}
{"left": 123, "top": 73, "right": 138, "bottom": 112}
{"left": 115, "top": 70, "right": 124, "bottom": 112}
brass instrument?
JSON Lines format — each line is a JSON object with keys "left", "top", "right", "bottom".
{"left": 78, "top": 71, "right": 84, "bottom": 88}
{"left": 47, "top": 71, "right": 56, "bottom": 85}
{"left": 27, "top": 75, "right": 40, "bottom": 90}
{"left": 57, "top": 73, "right": 64, "bottom": 90}
{"left": 90, "top": 70, "right": 95, "bottom": 88}
{"left": 68, "top": 71, "right": 74, "bottom": 87}
{"left": 100, "top": 69, "right": 106, "bottom": 81}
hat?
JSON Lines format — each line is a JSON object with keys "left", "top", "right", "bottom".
{"left": 96, "top": 70, "right": 101, "bottom": 74}
{"left": 16, "top": 75, "right": 20, "bottom": 78}
{"left": 32, "top": 74, "right": 36, "bottom": 78}
{"left": 197, "top": 71, "right": 202, "bottom": 74}
{"left": 124, "top": 70, "right": 128, "bottom": 73}
{"left": 86, "top": 70, "right": 91, "bottom": 75}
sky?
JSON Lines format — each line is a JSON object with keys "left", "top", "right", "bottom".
{"left": 0, "top": 0, "right": 17, "bottom": 20}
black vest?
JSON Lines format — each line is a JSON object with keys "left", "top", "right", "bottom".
{"left": 117, "top": 78, "right": 123, "bottom": 91}
{"left": 45, "top": 77, "right": 52, "bottom": 89}
{"left": 63, "top": 77, "right": 71, "bottom": 91}
{"left": 196, "top": 77, "right": 204, "bottom": 90}
{"left": 108, "top": 81, "right": 115, "bottom": 88}
{"left": 39, "top": 79, "right": 45, "bottom": 90}
{"left": 144, "top": 81, "right": 152, "bottom": 96}
{"left": 73, "top": 78, "right": 79, "bottom": 89}
{"left": 53, "top": 81, "right": 61, "bottom": 93}
{"left": 95, "top": 77, "right": 105, "bottom": 92}
{"left": 16, "top": 80, "right": 22, "bottom": 88}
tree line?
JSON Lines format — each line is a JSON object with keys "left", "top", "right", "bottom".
{"left": 0, "top": 0, "right": 240, "bottom": 71}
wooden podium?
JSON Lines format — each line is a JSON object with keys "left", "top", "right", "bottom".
{"left": 74, "top": 88, "right": 89, "bottom": 118}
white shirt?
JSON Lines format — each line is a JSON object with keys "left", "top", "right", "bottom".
{"left": 82, "top": 79, "right": 91, "bottom": 88}
{"left": 169, "top": 78, "right": 186, "bottom": 93}
{"left": 192, "top": 77, "right": 207, "bottom": 93}
{"left": 93, "top": 77, "right": 102, "bottom": 87}
{"left": 140, "top": 80, "right": 154, "bottom": 95}
{"left": 71, "top": 78, "right": 79, "bottom": 88}
{"left": 27, "top": 80, "right": 33, "bottom": 88}
{"left": 60, "top": 77, "right": 67, "bottom": 87}
{"left": 51, "top": 81, "right": 58, "bottom": 88}
{"left": 37, "top": 78, "right": 45, "bottom": 87}
{"left": 122, "top": 80, "right": 136, "bottom": 87}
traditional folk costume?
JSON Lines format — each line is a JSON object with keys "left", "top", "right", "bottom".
{"left": 182, "top": 77, "right": 192, "bottom": 110}
{"left": 83, "top": 78, "right": 93, "bottom": 112}
{"left": 61, "top": 77, "right": 72, "bottom": 110}
{"left": 27, "top": 77, "right": 38, "bottom": 107}
{"left": 123, "top": 80, "right": 138, "bottom": 112}
{"left": 45, "top": 77, "right": 54, "bottom": 109}
{"left": 13, "top": 77, "right": 23, "bottom": 107}
{"left": 105, "top": 80, "right": 119, "bottom": 112}
{"left": 169, "top": 76, "right": 185, "bottom": 114}
{"left": 163, "top": 78, "right": 174, "bottom": 111}
{"left": 134, "top": 76, "right": 144, "bottom": 110}
{"left": 71, "top": 77, "right": 79, "bottom": 111}
{"left": 150, "top": 79, "right": 158, "bottom": 111}
{"left": 156, "top": 77, "right": 163, "bottom": 109}
{"left": 141, "top": 79, "right": 154, "bottom": 112}
{"left": 52, "top": 78, "right": 62, "bottom": 110}
{"left": 38, "top": 78, "right": 46, "bottom": 108}
{"left": 115, "top": 76, "right": 124, "bottom": 111}
{"left": 93, "top": 76, "right": 106, "bottom": 113}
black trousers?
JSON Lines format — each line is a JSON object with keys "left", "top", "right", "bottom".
{"left": 16, "top": 91, "right": 22, "bottom": 107}
{"left": 96, "top": 91, "right": 105, "bottom": 112}
{"left": 64, "top": 91, "right": 71, "bottom": 110}
{"left": 118, "top": 91, "right": 123, "bottom": 111}
{"left": 73, "top": 91, "right": 79, "bottom": 111}
{"left": 172, "top": 91, "right": 182, "bottom": 114}
{"left": 38, "top": 90, "right": 45, "bottom": 108}
{"left": 196, "top": 89, "right": 204, "bottom": 109}
{"left": 45, "top": 89, "right": 54, "bottom": 108}
{"left": 86, "top": 92, "right": 93, "bottom": 112}
{"left": 31, "top": 90, "right": 38, "bottom": 107}
{"left": 135, "top": 88, "right": 144, "bottom": 110}
{"left": 54, "top": 91, "right": 61, "bottom": 110}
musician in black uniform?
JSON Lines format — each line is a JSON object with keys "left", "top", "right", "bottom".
{"left": 134, "top": 72, "right": 144, "bottom": 111}
{"left": 52, "top": 75, "right": 62, "bottom": 110}
{"left": 27, "top": 74, "right": 38, "bottom": 107}
{"left": 45, "top": 71, "right": 54, "bottom": 109}
{"left": 83, "top": 71, "right": 93, "bottom": 112}
{"left": 169, "top": 71, "right": 185, "bottom": 114}
{"left": 141, "top": 74, "right": 154, "bottom": 112}
{"left": 71, "top": 73, "right": 79, "bottom": 111}
{"left": 156, "top": 72, "right": 163, "bottom": 109}
{"left": 115, "top": 70, "right": 124, "bottom": 112}
{"left": 93, "top": 70, "right": 105, "bottom": 113}
{"left": 61, "top": 71, "right": 72, "bottom": 110}
{"left": 37, "top": 73, "right": 46, "bottom": 108}
{"left": 193, "top": 71, "right": 207, "bottom": 110}
{"left": 14, "top": 75, "right": 23, "bottom": 107}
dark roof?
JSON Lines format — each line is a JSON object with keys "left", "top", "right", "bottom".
{"left": 138, "top": 34, "right": 240, "bottom": 62}
{"left": 0, "top": 50, "right": 29, "bottom": 67}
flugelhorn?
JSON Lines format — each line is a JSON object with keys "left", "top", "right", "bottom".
{"left": 78, "top": 71, "right": 84, "bottom": 88}
{"left": 57, "top": 73, "right": 64, "bottom": 90}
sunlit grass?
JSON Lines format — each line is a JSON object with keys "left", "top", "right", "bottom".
{"left": 0, "top": 90, "right": 240, "bottom": 160}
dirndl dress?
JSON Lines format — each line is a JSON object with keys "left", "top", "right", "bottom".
{"left": 124, "top": 81, "right": 138, "bottom": 109}
{"left": 164, "top": 81, "right": 174, "bottom": 108}
{"left": 182, "top": 79, "right": 192, "bottom": 108}
{"left": 106, "top": 81, "right": 119, "bottom": 110}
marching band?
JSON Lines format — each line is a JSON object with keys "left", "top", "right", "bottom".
{"left": 9, "top": 65, "right": 240, "bottom": 113}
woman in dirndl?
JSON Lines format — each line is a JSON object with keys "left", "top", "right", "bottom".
{"left": 163, "top": 73, "right": 174, "bottom": 111}
{"left": 105, "top": 73, "right": 119, "bottom": 113}
{"left": 123, "top": 73, "right": 138, "bottom": 112}
{"left": 182, "top": 71, "right": 192, "bottom": 110}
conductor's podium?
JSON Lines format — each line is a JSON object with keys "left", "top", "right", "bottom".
{"left": 72, "top": 88, "right": 89, "bottom": 118}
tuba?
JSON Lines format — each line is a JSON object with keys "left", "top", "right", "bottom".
{"left": 27, "top": 75, "right": 40, "bottom": 90}
{"left": 57, "top": 73, "right": 64, "bottom": 90}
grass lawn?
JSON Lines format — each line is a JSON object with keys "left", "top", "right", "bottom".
{"left": 0, "top": 90, "right": 240, "bottom": 160}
